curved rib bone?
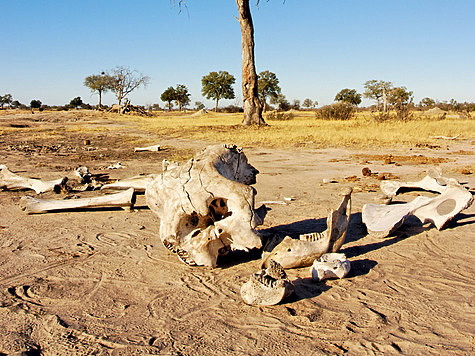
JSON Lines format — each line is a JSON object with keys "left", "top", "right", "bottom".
{"left": 20, "top": 188, "right": 135, "bottom": 214}
{"left": 0, "top": 165, "right": 64, "bottom": 194}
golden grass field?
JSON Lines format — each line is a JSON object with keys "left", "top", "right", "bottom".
{"left": 113, "top": 110, "right": 474, "bottom": 148}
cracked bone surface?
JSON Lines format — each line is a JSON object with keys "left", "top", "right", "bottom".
{"left": 145, "top": 144, "right": 264, "bottom": 267}
{"left": 311, "top": 253, "right": 351, "bottom": 282}
{"left": 101, "top": 175, "right": 157, "bottom": 193}
{"left": 20, "top": 188, "right": 135, "bottom": 214}
{"left": 262, "top": 188, "right": 352, "bottom": 269}
{"left": 0, "top": 165, "right": 64, "bottom": 194}
{"left": 240, "top": 260, "right": 294, "bottom": 306}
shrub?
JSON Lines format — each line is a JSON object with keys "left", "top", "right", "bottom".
{"left": 315, "top": 102, "right": 355, "bottom": 120}
{"left": 265, "top": 110, "right": 294, "bottom": 121}
{"left": 219, "top": 105, "right": 243, "bottom": 113}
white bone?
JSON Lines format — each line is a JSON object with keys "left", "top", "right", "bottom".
{"left": 240, "top": 260, "right": 294, "bottom": 306}
{"left": 380, "top": 175, "right": 457, "bottom": 199}
{"left": 101, "top": 175, "right": 157, "bottom": 193}
{"left": 0, "top": 165, "right": 64, "bottom": 194}
{"left": 107, "top": 162, "right": 124, "bottom": 169}
{"left": 429, "top": 134, "right": 460, "bottom": 140}
{"left": 311, "top": 253, "right": 351, "bottom": 281}
{"left": 261, "top": 188, "right": 352, "bottom": 269}
{"left": 145, "top": 145, "right": 264, "bottom": 267}
{"left": 413, "top": 183, "right": 473, "bottom": 230}
{"left": 20, "top": 188, "right": 135, "bottom": 214}
{"left": 134, "top": 144, "right": 161, "bottom": 152}
{"left": 362, "top": 196, "right": 432, "bottom": 238}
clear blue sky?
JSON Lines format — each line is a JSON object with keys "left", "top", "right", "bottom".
{"left": 2, "top": 0, "right": 474, "bottom": 108}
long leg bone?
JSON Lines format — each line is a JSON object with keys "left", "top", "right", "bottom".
{"left": 0, "top": 165, "right": 64, "bottom": 194}
{"left": 20, "top": 188, "right": 135, "bottom": 214}
{"left": 134, "top": 144, "right": 161, "bottom": 152}
{"left": 101, "top": 175, "right": 157, "bottom": 193}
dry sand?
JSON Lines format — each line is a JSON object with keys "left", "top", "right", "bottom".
{"left": 0, "top": 111, "right": 474, "bottom": 355}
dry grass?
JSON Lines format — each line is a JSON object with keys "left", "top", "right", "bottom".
{"left": 116, "top": 110, "right": 475, "bottom": 148}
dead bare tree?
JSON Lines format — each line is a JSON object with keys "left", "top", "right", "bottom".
{"left": 173, "top": 0, "right": 266, "bottom": 125}
{"left": 108, "top": 66, "right": 150, "bottom": 115}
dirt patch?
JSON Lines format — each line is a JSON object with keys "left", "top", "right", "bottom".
{"left": 353, "top": 153, "right": 452, "bottom": 165}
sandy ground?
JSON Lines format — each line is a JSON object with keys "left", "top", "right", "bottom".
{"left": 0, "top": 111, "right": 474, "bottom": 355}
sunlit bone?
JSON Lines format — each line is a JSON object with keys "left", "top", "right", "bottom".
{"left": 413, "top": 183, "right": 473, "bottom": 230}
{"left": 362, "top": 196, "right": 432, "bottom": 238}
{"left": 0, "top": 165, "right": 64, "bottom": 194}
{"left": 240, "top": 260, "right": 294, "bottom": 306}
{"left": 20, "top": 188, "right": 135, "bottom": 214}
{"left": 311, "top": 253, "right": 351, "bottom": 282}
{"left": 380, "top": 174, "right": 457, "bottom": 200}
{"left": 145, "top": 144, "right": 265, "bottom": 267}
{"left": 101, "top": 175, "right": 157, "bottom": 193}
{"left": 134, "top": 144, "right": 161, "bottom": 152}
{"left": 261, "top": 188, "right": 352, "bottom": 269}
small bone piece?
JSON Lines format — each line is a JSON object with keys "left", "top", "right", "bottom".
{"left": 134, "top": 144, "right": 161, "bottom": 152}
{"left": 311, "top": 253, "right": 351, "bottom": 282}
{"left": 413, "top": 183, "right": 473, "bottom": 230}
{"left": 240, "top": 260, "right": 294, "bottom": 306}
{"left": 20, "top": 188, "right": 135, "bottom": 214}
{"left": 146, "top": 145, "right": 264, "bottom": 267}
{"left": 0, "top": 165, "right": 64, "bottom": 194}
{"left": 107, "top": 162, "right": 125, "bottom": 169}
{"left": 362, "top": 196, "right": 432, "bottom": 238}
{"left": 101, "top": 175, "right": 157, "bottom": 193}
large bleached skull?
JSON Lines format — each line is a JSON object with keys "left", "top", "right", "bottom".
{"left": 146, "top": 145, "right": 265, "bottom": 267}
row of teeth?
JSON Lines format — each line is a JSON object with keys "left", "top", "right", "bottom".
{"left": 299, "top": 231, "right": 326, "bottom": 242}
{"left": 163, "top": 239, "right": 197, "bottom": 266}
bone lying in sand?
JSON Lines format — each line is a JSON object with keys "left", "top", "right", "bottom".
{"left": 311, "top": 253, "right": 351, "bottom": 282}
{"left": 20, "top": 188, "right": 135, "bottom": 214}
{"left": 101, "top": 175, "right": 157, "bottom": 193}
{"left": 240, "top": 260, "right": 294, "bottom": 306}
{"left": 363, "top": 175, "right": 473, "bottom": 237}
{"left": 0, "top": 165, "right": 65, "bottom": 194}
{"left": 261, "top": 188, "right": 352, "bottom": 269}
{"left": 134, "top": 144, "right": 161, "bottom": 152}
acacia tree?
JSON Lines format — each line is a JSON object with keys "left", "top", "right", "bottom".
{"left": 0, "top": 94, "right": 13, "bottom": 109}
{"left": 335, "top": 89, "right": 362, "bottom": 106}
{"left": 108, "top": 66, "right": 149, "bottom": 114}
{"left": 258, "top": 70, "right": 281, "bottom": 112}
{"left": 303, "top": 98, "right": 313, "bottom": 109}
{"left": 161, "top": 86, "right": 176, "bottom": 111}
{"left": 84, "top": 73, "right": 114, "bottom": 108}
{"left": 363, "top": 80, "right": 393, "bottom": 112}
{"left": 201, "top": 71, "right": 236, "bottom": 112}
{"left": 174, "top": 0, "right": 265, "bottom": 125}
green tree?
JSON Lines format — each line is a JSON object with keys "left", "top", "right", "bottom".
{"left": 419, "top": 97, "right": 435, "bottom": 109}
{"left": 270, "top": 93, "right": 291, "bottom": 111}
{"left": 389, "top": 86, "right": 414, "bottom": 121}
{"left": 30, "top": 99, "right": 42, "bottom": 111}
{"left": 69, "top": 97, "right": 83, "bottom": 109}
{"left": 303, "top": 98, "right": 314, "bottom": 109}
{"left": 108, "top": 66, "right": 149, "bottom": 114}
{"left": 335, "top": 89, "right": 362, "bottom": 106}
{"left": 292, "top": 99, "right": 301, "bottom": 110}
{"left": 11, "top": 100, "right": 22, "bottom": 109}
{"left": 257, "top": 70, "right": 281, "bottom": 112}
{"left": 0, "top": 94, "right": 13, "bottom": 109}
{"left": 161, "top": 86, "right": 176, "bottom": 111}
{"left": 84, "top": 73, "right": 114, "bottom": 108}
{"left": 174, "top": 84, "right": 191, "bottom": 111}
{"left": 363, "top": 80, "right": 393, "bottom": 112}
{"left": 201, "top": 71, "right": 235, "bottom": 112}
{"left": 195, "top": 101, "right": 205, "bottom": 110}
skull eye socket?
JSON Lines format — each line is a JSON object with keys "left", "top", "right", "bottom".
{"left": 287, "top": 248, "right": 291, "bottom": 252}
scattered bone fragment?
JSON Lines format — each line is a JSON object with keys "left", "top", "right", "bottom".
{"left": 20, "top": 188, "right": 135, "bottom": 214}
{"left": 74, "top": 166, "right": 92, "bottom": 183}
{"left": 258, "top": 200, "right": 287, "bottom": 205}
{"left": 262, "top": 188, "right": 352, "bottom": 269}
{"left": 413, "top": 183, "right": 473, "bottom": 230}
{"left": 134, "top": 144, "right": 161, "bottom": 152}
{"left": 311, "top": 253, "right": 351, "bottom": 282}
{"left": 362, "top": 196, "right": 432, "bottom": 238}
{"left": 145, "top": 144, "right": 264, "bottom": 267}
{"left": 107, "top": 162, "right": 125, "bottom": 169}
{"left": 240, "top": 260, "right": 294, "bottom": 306}
{"left": 101, "top": 174, "right": 157, "bottom": 193}
{"left": 0, "top": 165, "right": 64, "bottom": 194}
{"left": 429, "top": 134, "right": 461, "bottom": 140}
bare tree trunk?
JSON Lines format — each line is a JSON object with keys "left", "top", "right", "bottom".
{"left": 382, "top": 87, "right": 388, "bottom": 113}
{"left": 215, "top": 98, "right": 219, "bottom": 112}
{"left": 98, "top": 90, "right": 102, "bottom": 109}
{"left": 236, "top": 0, "right": 265, "bottom": 126}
